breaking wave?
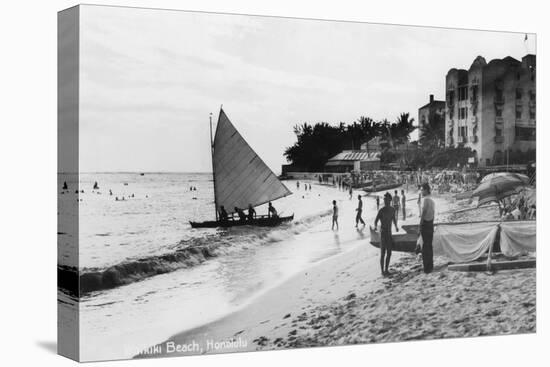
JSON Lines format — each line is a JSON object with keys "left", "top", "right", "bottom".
{"left": 59, "top": 208, "right": 332, "bottom": 296}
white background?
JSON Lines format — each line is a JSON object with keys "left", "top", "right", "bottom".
{"left": 0, "top": 0, "right": 547, "bottom": 366}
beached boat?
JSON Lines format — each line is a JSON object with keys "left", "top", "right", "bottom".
{"left": 190, "top": 108, "right": 294, "bottom": 229}
{"left": 448, "top": 259, "right": 535, "bottom": 272}
{"left": 400, "top": 219, "right": 535, "bottom": 235}
{"left": 363, "top": 182, "right": 402, "bottom": 193}
{"left": 351, "top": 180, "right": 373, "bottom": 189}
{"left": 368, "top": 226, "right": 418, "bottom": 252}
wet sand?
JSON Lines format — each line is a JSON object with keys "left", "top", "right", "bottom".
{"left": 135, "top": 236, "right": 400, "bottom": 358}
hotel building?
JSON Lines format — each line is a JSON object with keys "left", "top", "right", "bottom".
{"left": 445, "top": 54, "right": 536, "bottom": 166}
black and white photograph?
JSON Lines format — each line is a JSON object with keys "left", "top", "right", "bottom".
{"left": 56, "top": 3, "right": 537, "bottom": 363}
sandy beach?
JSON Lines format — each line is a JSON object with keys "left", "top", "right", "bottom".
{"left": 136, "top": 189, "right": 535, "bottom": 359}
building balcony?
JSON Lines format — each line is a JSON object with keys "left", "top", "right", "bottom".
{"left": 494, "top": 97, "right": 505, "bottom": 105}
{"left": 457, "top": 136, "right": 467, "bottom": 144}
{"left": 470, "top": 116, "right": 478, "bottom": 125}
{"left": 494, "top": 136, "right": 504, "bottom": 144}
{"left": 469, "top": 135, "right": 478, "bottom": 143}
{"left": 529, "top": 100, "right": 536, "bottom": 107}
{"left": 446, "top": 136, "right": 453, "bottom": 146}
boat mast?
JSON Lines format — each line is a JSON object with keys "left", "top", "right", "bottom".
{"left": 210, "top": 112, "right": 218, "bottom": 221}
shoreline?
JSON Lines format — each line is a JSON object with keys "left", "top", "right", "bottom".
{"left": 135, "top": 236, "right": 398, "bottom": 358}
{"left": 135, "top": 190, "right": 536, "bottom": 360}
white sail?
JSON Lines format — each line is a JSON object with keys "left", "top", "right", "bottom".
{"left": 213, "top": 109, "right": 292, "bottom": 215}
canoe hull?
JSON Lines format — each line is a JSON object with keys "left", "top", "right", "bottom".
{"left": 190, "top": 214, "right": 294, "bottom": 228}
{"left": 363, "top": 183, "right": 402, "bottom": 193}
{"left": 369, "top": 226, "right": 418, "bottom": 253}
{"left": 448, "top": 259, "right": 535, "bottom": 272}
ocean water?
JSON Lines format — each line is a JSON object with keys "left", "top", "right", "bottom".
{"left": 58, "top": 173, "right": 382, "bottom": 361}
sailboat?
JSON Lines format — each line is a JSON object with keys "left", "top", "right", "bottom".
{"left": 190, "top": 108, "right": 294, "bottom": 228}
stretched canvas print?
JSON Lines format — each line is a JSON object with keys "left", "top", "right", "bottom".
{"left": 58, "top": 4, "right": 537, "bottom": 362}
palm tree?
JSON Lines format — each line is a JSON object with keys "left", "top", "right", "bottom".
{"left": 419, "top": 110, "right": 445, "bottom": 150}
{"left": 392, "top": 112, "right": 416, "bottom": 145}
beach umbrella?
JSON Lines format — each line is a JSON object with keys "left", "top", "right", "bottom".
{"left": 474, "top": 172, "right": 529, "bottom": 205}
{"left": 480, "top": 172, "right": 529, "bottom": 184}
{"left": 473, "top": 173, "right": 530, "bottom": 206}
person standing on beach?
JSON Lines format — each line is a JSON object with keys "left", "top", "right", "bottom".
{"left": 419, "top": 183, "right": 435, "bottom": 273}
{"left": 392, "top": 190, "right": 400, "bottom": 224}
{"left": 355, "top": 195, "right": 365, "bottom": 227}
{"left": 332, "top": 200, "right": 339, "bottom": 231}
{"left": 376, "top": 195, "right": 380, "bottom": 211}
{"left": 401, "top": 189, "right": 406, "bottom": 220}
{"left": 349, "top": 186, "right": 353, "bottom": 200}
{"left": 374, "top": 193, "right": 399, "bottom": 276}
{"left": 417, "top": 185, "right": 422, "bottom": 217}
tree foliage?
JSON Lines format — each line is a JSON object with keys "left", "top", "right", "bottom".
{"left": 419, "top": 110, "right": 445, "bottom": 150}
{"left": 284, "top": 113, "right": 417, "bottom": 170}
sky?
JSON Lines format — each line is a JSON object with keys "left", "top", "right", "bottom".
{"left": 76, "top": 5, "right": 536, "bottom": 173}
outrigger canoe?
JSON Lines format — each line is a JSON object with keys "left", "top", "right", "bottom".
{"left": 448, "top": 259, "right": 535, "bottom": 272}
{"left": 369, "top": 226, "right": 418, "bottom": 252}
{"left": 363, "top": 182, "right": 402, "bottom": 193}
{"left": 190, "top": 214, "right": 294, "bottom": 228}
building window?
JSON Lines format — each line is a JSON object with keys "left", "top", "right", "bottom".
{"left": 459, "top": 107, "right": 468, "bottom": 120}
{"left": 458, "top": 86, "right": 468, "bottom": 101}
{"left": 470, "top": 85, "right": 479, "bottom": 102}
{"left": 516, "top": 88, "right": 523, "bottom": 100}
{"left": 529, "top": 90, "right": 536, "bottom": 101}
{"left": 515, "top": 127, "right": 536, "bottom": 141}
{"left": 496, "top": 108, "right": 503, "bottom": 118}
{"left": 516, "top": 107, "right": 522, "bottom": 119}
{"left": 459, "top": 126, "right": 468, "bottom": 141}
{"left": 495, "top": 88, "right": 504, "bottom": 103}
{"left": 447, "top": 90, "right": 455, "bottom": 106}
{"left": 530, "top": 109, "right": 536, "bottom": 120}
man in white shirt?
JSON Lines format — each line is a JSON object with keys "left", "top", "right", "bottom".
{"left": 332, "top": 200, "right": 339, "bottom": 230}
{"left": 419, "top": 183, "right": 435, "bottom": 273}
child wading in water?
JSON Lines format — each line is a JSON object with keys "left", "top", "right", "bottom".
{"left": 374, "top": 192, "right": 399, "bottom": 276}
{"left": 332, "top": 200, "right": 339, "bottom": 230}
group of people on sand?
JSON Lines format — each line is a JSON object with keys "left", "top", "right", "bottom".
{"left": 374, "top": 183, "right": 435, "bottom": 276}
{"left": 331, "top": 181, "right": 435, "bottom": 277}
{"left": 296, "top": 181, "right": 312, "bottom": 191}
{"left": 218, "top": 202, "right": 278, "bottom": 223}
{"left": 500, "top": 190, "right": 536, "bottom": 220}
